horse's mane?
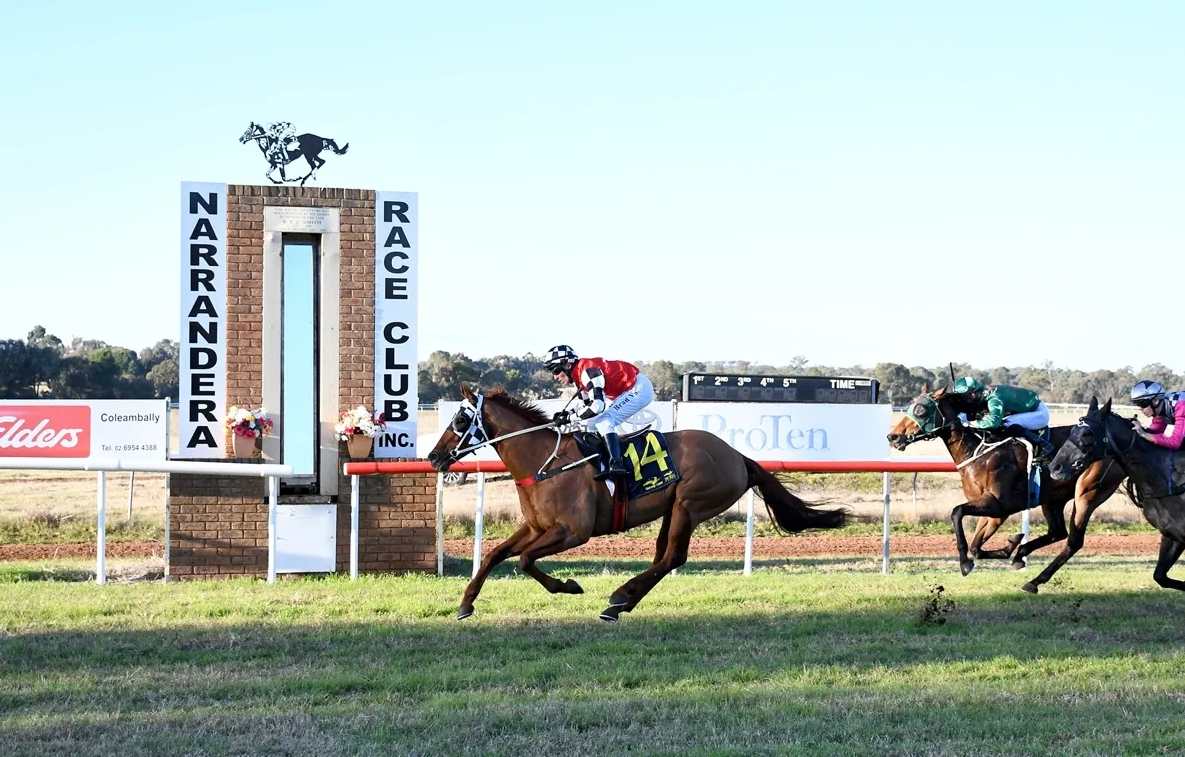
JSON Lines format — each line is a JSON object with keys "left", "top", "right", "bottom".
{"left": 483, "top": 386, "right": 552, "bottom": 426}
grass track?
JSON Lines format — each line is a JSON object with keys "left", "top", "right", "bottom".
{"left": 2, "top": 555, "right": 1185, "bottom": 756}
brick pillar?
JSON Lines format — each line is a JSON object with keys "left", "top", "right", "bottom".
{"left": 169, "top": 184, "right": 435, "bottom": 580}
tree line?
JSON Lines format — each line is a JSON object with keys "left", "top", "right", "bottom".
{"left": 0, "top": 326, "right": 179, "bottom": 400}
{"left": 2, "top": 325, "right": 1180, "bottom": 407}
{"left": 417, "top": 350, "right": 1182, "bottom": 407}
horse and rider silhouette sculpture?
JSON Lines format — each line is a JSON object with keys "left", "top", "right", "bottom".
{"left": 239, "top": 122, "right": 348, "bottom": 186}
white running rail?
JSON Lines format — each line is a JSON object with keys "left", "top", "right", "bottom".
{"left": 0, "top": 458, "right": 293, "bottom": 585}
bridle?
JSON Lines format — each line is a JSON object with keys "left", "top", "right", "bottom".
{"left": 1065, "top": 411, "right": 1136, "bottom": 476}
{"left": 898, "top": 397, "right": 953, "bottom": 445}
{"left": 435, "top": 391, "right": 597, "bottom": 484}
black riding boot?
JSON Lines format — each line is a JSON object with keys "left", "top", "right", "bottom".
{"left": 594, "top": 432, "right": 630, "bottom": 481}
{"left": 1019, "top": 427, "right": 1055, "bottom": 465}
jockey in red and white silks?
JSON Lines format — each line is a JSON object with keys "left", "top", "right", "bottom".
{"left": 544, "top": 345, "right": 654, "bottom": 480}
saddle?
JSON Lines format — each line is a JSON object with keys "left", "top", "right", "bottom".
{"left": 571, "top": 424, "right": 680, "bottom": 534}
{"left": 572, "top": 424, "right": 654, "bottom": 461}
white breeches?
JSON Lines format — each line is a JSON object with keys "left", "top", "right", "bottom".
{"left": 582, "top": 374, "right": 655, "bottom": 436}
{"left": 1003, "top": 402, "right": 1050, "bottom": 431}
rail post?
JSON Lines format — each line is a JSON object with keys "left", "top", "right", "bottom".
{"left": 350, "top": 474, "right": 360, "bottom": 580}
{"left": 96, "top": 471, "right": 107, "bottom": 585}
{"left": 472, "top": 472, "right": 486, "bottom": 579}
{"left": 881, "top": 471, "right": 891, "bottom": 575}
{"left": 743, "top": 489, "right": 756, "bottom": 576}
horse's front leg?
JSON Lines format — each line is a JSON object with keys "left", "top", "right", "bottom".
{"left": 518, "top": 522, "right": 589, "bottom": 596}
{"left": 951, "top": 495, "right": 1007, "bottom": 576}
{"left": 457, "top": 522, "right": 539, "bottom": 620}
{"left": 968, "top": 516, "right": 1006, "bottom": 559}
{"left": 1152, "top": 534, "right": 1185, "bottom": 592}
{"left": 1008, "top": 495, "right": 1070, "bottom": 570}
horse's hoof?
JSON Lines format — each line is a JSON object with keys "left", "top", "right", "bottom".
{"left": 457, "top": 604, "right": 475, "bottom": 620}
{"left": 960, "top": 560, "right": 975, "bottom": 577}
{"left": 599, "top": 606, "right": 621, "bottom": 623}
{"left": 1021, "top": 582, "right": 1039, "bottom": 595}
{"left": 563, "top": 579, "right": 584, "bottom": 595}
{"left": 1010, "top": 558, "right": 1028, "bottom": 571}
{"left": 608, "top": 591, "right": 629, "bottom": 607}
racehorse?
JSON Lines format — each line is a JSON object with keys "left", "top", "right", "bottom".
{"left": 1050, "top": 397, "right": 1185, "bottom": 592}
{"left": 238, "top": 122, "right": 349, "bottom": 186}
{"left": 887, "top": 386, "right": 1125, "bottom": 590}
{"left": 427, "top": 384, "right": 847, "bottom": 622}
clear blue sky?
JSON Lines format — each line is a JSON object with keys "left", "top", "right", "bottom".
{"left": 2, "top": 1, "right": 1181, "bottom": 372}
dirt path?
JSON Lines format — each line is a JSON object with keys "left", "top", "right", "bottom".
{"left": 446, "top": 534, "right": 1162, "bottom": 559}
{"left": 0, "top": 541, "right": 164, "bottom": 561}
{"left": 6, "top": 535, "right": 1162, "bottom": 563}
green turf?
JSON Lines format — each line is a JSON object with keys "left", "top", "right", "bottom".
{"left": 0, "top": 513, "right": 160, "bottom": 545}
{"left": 2, "top": 554, "right": 1184, "bottom": 756}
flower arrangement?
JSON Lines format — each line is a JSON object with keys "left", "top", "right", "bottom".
{"left": 336, "top": 406, "right": 387, "bottom": 441}
{"left": 225, "top": 406, "right": 274, "bottom": 438}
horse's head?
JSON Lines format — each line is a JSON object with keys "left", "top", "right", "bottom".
{"left": 239, "top": 122, "right": 264, "bottom": 144}
{"left": 1049, "top": 396, "right": 1112, "bottom": 482}
{"left": 887, "top": 384, "right": 960, "bottom": 450}
{"left": 427, "top": 384, "right": 491, "bottom": 472}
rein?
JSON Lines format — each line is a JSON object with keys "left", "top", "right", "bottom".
{"left": 1068, "top": 412, "right": 1184, "bottom": 503}
{"left": 955, "top": 437, "right": 1017, "bottom": 470}
{"left": 439, "top": 393, "right": 598, "bottom": 486}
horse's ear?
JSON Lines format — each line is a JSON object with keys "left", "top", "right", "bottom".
{"left": 921, "top": 383, "right": 929, "bottom": 393}
{"left": 460, "top": 383, "right": 476, "bottom": 402}
{"left": 1088, "top": 396, "right": 1098, "bottom": 413}
{"left": 1101, "top": 398, "right": 1113, "bottom": 415}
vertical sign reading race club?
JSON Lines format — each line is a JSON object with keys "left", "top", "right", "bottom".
{"left": 178, "top": 182, "right": 228, "bottom": 458}
{"left": 374, "top": 192, "right": 419, "bottom": 457}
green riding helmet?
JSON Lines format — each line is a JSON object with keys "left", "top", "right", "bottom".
{"left": 951, "top": 376, "right": 984, "bottom": 394}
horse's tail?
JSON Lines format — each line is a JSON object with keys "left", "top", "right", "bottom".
{"left": 742, "top": 456, "right": 847, "bottom": 533}
{"left": 324, "top": 139, "right": 348, "bottom": 155}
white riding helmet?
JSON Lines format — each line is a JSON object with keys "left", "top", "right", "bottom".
{"left": 1130, "top": 380, "right": 1165, "bottom": 407}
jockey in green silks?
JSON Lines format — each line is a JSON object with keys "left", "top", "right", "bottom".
{"left": 950, "top": 376, "right": 1056, "bottom": 464}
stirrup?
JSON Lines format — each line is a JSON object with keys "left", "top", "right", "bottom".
{"left": 594, "top": 462, "right": 627, "bottom": 481}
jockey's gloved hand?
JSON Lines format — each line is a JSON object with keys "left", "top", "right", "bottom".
{"left": 552, "top": 411, "right": 571, "bottom": 426}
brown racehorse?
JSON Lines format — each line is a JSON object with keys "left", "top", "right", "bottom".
{"left": 427, "top": 385, "right": 847, "bottom": 622}
{"left": 887, "top": 386, "right": 1126, "bottom": 591}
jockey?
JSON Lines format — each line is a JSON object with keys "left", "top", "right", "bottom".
{"left": 950, "top": 376, "right": 1056, "bottom": 463}
{"left": 263, "top": 121, "right": 296, "bottom": 163}
{"left": 1130, "top": 380, "right": 1185, "bottom": 450}
{"left": 543, "top": 344, "right": 654, "bottom": 481}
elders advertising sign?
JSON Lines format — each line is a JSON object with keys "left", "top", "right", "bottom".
{"left": 0, "top": 401, "right": 168, "bottom": 460}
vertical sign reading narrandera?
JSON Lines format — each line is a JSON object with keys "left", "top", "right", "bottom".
{"left": 178, "top": 182, "right": 227, "bottom": 457}
{"left": 374, "top": 192, "right": 418, "bottom": 457}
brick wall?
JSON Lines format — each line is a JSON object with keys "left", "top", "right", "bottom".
{"left": 223, "top": 185, "right": 377, "bottom": 422}
{"left": 334, "top": 472, "right": 437, "bottom": 574}
{"left": 169, "top": 184, "right": 433, "bottom": 581}
{"left": 168, "top": 466, "right": 436, "bottom": 581}
{"left": 168, "top": 466, "right": 271, "bottom": 580}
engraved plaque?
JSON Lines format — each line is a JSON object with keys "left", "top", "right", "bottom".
{"left": 264, "top": 206, "right": 339, "bottom": 233}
